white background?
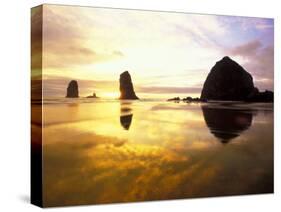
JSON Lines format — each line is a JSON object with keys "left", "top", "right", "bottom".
{"left": 0, "top": 0, "right": 280, "bottom": 211}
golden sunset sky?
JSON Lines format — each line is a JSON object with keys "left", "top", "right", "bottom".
{"left": 32, "top": 4, "right": 274, "bottom": 99}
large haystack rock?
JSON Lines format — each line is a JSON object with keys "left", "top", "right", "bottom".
{"left": 201, "top": 56, "right": 255, "bottom": 101}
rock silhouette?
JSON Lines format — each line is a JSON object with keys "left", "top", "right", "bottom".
{"left": 182, "top": 96, "right": 206, "bottom": 102}
{"left": 167, "top": 96, "right": 206, "bottom": 102}
{"left": 66, "top": 80, "right": 79, "bottom": 98}
{"left": 202, "top": 105, "right": 253, "bottom": 144}
{"left": 201, "top": 56, "right": 255, "bottom": 101}
{"left": 120, "top": 101, "right": 133, "bottom": 130}
{"left": 119, "top": 71, "right": 139, "bottom": 100}
{"left": 167, "top": 97, "right": 180, "bottom": 102}
{"left": 120, "top": 114, "right": 133, "bottom": 130}
{"left": 86, "top": 92, "right": 98, "bottom": 98}
{"left": 247, "top": 90, "right": 274, "bottom": 102}
{"left": 200, "top": 56, "right": 274, "bottom": 102}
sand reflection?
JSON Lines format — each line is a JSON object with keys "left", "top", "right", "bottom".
{"left": 42, "top": 101, "right": 273, "bottom": 207}
{"left": 202, "top": 105, "right": 253, "bottom": 143}
{"left": 120, "top": 101, "right": 133, "bottom": 130}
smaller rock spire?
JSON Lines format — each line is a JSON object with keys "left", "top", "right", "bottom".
{"left": 66, "top": 80, "right": 79, "bottom": 98}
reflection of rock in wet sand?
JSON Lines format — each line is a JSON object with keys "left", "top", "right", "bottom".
{"left": 120, "top": 101, "right": 133, "bottom": 130}
{"left": 202, "top": 105, "right": 253, "bottom": 143}
{"left": 120, "top": 114, "right": 133, "bottom": 130}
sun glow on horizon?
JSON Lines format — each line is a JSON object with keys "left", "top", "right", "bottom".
{"left": 37, "top": 5, "right": 274, "bottom": 98}
{"left": 101, "top": 92, "right": 120, "bottom": 99}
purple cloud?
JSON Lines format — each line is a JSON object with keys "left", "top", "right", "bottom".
{"left": 230, "top": 40, "right": 262, "bottom": 57}
{"left": 225, "top": 40, "right": 274, "bottom": 91}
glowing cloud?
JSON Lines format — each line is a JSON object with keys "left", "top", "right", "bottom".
{"left": 38, "top": 5, "right": 273, "bottom": 98}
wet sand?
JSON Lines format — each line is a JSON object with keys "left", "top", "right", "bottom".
{"left": 35, "top": 99, "right": 273, "bottom": 207}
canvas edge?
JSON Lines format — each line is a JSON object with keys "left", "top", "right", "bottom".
{"left": 31, "top": 4, "right": 43, "bottom": 208}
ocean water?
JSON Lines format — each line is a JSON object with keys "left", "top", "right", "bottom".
{"left": 32, "top": 99, "right": 273, "bottom": 206}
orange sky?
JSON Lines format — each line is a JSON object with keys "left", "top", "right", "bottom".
{"left": 31, "top": 5, "right": 274, "bottom": 99}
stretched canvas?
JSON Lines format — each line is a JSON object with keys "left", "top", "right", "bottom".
{"left": 31, "top": 4, "right": 274, "bottom": 208}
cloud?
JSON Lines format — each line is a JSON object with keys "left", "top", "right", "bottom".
{"left": 38, "top": 5, "right": 274, "bottom": 95}
{"left": 225, "top": 40, "right": 274, "bottom": 91}
{"left": 137, "top": 86, "right": 201, "bottom": 94}
{"left": 229, "top": 40, "right": 262, "bottom": 57}
{"left": 44, "top": 43, "right": 124, "bottom": 68}
{"left": 42, "top": 6, "right": 125, "bottom": 68}
{"left": 242, "top": 18, "right": 273, "bottom": 31}
{"left": 112, "top": 50, "right": 124, "bottom": 57}
{"left": 243, "top": 45, "right": 274, "bottom": 90}
{"left": 218, "top": 16, "right": 273, "bottom": 32}
{"left": 42, "top": 5, "right": 227, "bottom": 69}
{"left": 173, "top": 15, "right": 226, "bottom": 49}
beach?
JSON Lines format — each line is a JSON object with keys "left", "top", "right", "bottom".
{"left": 33, "top": 99, "right": 273, "bottom": 206}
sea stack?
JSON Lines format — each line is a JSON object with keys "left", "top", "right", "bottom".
{"left": 201, "top": 56, "right": 256, "bottom": 101}
{"left": 66, "top": 80, "right": 79, "bottom": 98}
{"left": 86, "top": 92, "right": 98, "bottom": 98}
{"left": 119, "top": 71, "right": 139, "bottom": 99}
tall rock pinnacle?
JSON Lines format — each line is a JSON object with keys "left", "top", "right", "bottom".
{"left": 119, "top": 71, "right": 139, "bottom": 100}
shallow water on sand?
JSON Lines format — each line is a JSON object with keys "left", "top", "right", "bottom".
{"left": 34, "top": 99, "right": 273, "bottom": 206}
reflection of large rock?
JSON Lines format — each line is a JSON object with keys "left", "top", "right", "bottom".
{"left": 202, "top": 105, "right": 253, "bottom": 143}
{"left": 119, "top": 71, "right": 139, "bottom": 100}
{"left": 66, "top": 80, "right": 79, "bottom": 98}
{"left": 201, "top": 56, "right": 255, "bottom": 101}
